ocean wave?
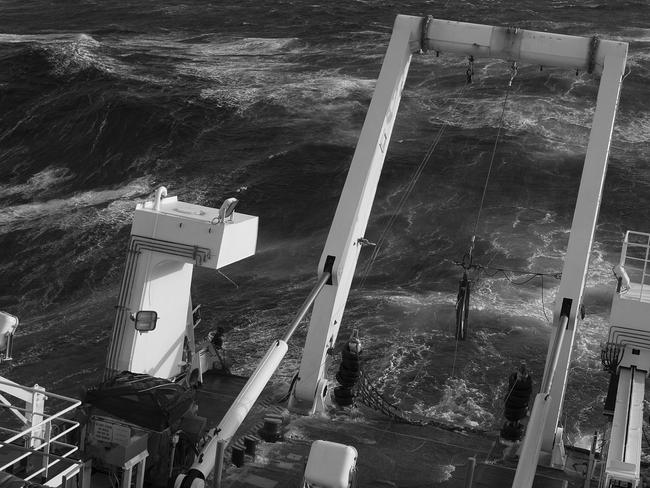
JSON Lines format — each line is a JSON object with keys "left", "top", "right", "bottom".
{"left": 421, "top": 91, "right": 594, "bottom": 152}
{"left": 0, "top": 167, "right": 74, "bottom": 200}
{"left": 0, "top": 32, "right": 177, "bottom": 86}
{"left": 44, "top": 33, "right": 111, "bottom": 76}
{"left": 614, "top": 112, "right": 650, "bottom": 145}
{"left": 625, "top": 51, "right": 650, "bottom": 74}
{"left": 0, "top": 178, "right": 151, "bottom": 230}
{"left": 412, "top": 377, "right": 495, "bottom": 428}
{"left": 190, "top": 37, "right": 303, "bottom": 57}
{"left": 0, "top": 32, "right": 119, "bottom": 77}
{"left": 198, "top": 65, "right": 374, "bottom": 124}
{"left": 609, "top": 27, "right": 650, "bottom": 44}
{"left": 405, "top": 54, "right": 647, "bottom": 154}
{"left": 552, "top": 0, "right": 650, "bottom": 10}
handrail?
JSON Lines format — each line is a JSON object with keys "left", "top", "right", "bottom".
{"left": 0, "top": 378, "right": 83, "bottom": 484}
{"left": 0, "top": 439, "right": 80, "bottom": 471}
{"left": 1, "top": 402, "right": 80, "bottom": 446}
{"left": 23, "top": 445, "right": 79, "bottom": 482}
{"left": 0, "top": 378, "right": 81, "bottom": 403}
{"left": 0, "top": 420, "right": 79, "bottom": 447}
{"left": 616, "top": 231, "right": 650, "bottom": 302}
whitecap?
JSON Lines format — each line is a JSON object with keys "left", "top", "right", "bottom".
{"left": 0, "top": 177, "right": 151, "bottom": 229}
{"left": 0, "top": 167, "right": 74, "bottom": 199}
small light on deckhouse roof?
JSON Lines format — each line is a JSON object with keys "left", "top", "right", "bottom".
{"left": 132, "top": 310, "right": 158, "bottom": 332}
{"left": 0, "top": 311, "right": 19, "bottom": 362}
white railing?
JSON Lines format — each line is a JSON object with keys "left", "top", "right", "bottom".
{"left": 0, "top": 378, "right": 84, "bottom": 486}
{"left": 618, "top": 231, "right": 650, "bottom": 302}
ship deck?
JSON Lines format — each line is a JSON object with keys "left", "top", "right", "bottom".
{"left": 195, "top": 371, "right": 602, "bottom": 488}
{"left": 0, "top": 370, "right": 612, "bottom": 488}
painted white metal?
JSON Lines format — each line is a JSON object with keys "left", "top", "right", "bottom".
{"left": 540, "top": 49, "right": 627, "bottom": 455}
{"left": 288, "top": 12, "right": 628, "bottom": 486}
{"left": 26, "top": 385, "right": 46, "bottom": 451}
{"left": 617, "top": 343, "right": 650, "bottom": 372}
{"left": 512, "top": 392, "right": 552, "bottom": 488}
{"left": 605, "top": 367, "right": 644, "bottom": 487}
{"left": 303, "top": 440, "right": 358, "bottom": 488}
{"left": 293, "top": 14, "right": 420, "bottom": 407}
{"left": 132, "top": 196, "right": 258, "bottom": 270}
{"left": 513, "top": 314, "right": 567, "bottom": 486}
{"left": 108, "top": 251, "right": 194, "bottom": 378}
{"left": 134, "top": 260, "right": 193, "bottom": 377}
{"left": 0, "top": 379, "right": 82, "bottom": 484}
{"left": 0, "top": 311, "right": 18, "bottom": 362}
{"left": 0, "top": 375, "right": 35, "bottom": 404}
{"left": 611, "top": 231, "right": 650, "bottom": 334}
{"left": 43, "top": 463, "right": 85, "bottom": 487}
{"left": 422, "top": 17, "right": 624, "bottom": 76}
{"left": 105, "top": 191, "right": 258, "bottom": 379}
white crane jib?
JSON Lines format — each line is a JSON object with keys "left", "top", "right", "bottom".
{"left": 290, "top": 13, "right": 627, "bottom": 487}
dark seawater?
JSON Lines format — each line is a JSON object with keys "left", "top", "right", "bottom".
{"left": 1, "top": 0, "right": 649, "bottom": 447}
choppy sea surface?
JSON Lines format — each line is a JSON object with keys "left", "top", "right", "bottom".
{"left": 1, "top": 0, "right": 649, "bottom": 447}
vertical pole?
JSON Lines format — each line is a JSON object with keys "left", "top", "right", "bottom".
{"left": 122, "top": 466, "right": 133, "bottom": 488}
{"left": 540, "top": 49, "right": 628, "bottom": 454}
{"left": 213, "top": 440, "right": 226, "bottom": 488}
{"left": 293, "top": 13, "right": 421, "bottom": 410}
{"left": 82, "top": 459, "right": 92, "bottom": 488}
{"left": 25, "top": 384, "right": 46, "bottom": 475}
{"left": 42, "top": 422, "right": 52, "bottom": 479}
{"left": 136, "top": 458, "right": 147, "bottom": 488}
{"left": 26, "top": 384, "right": 46, "bottom": 449}
{"left": 513, "top": 314, "right": 568, "bottom": 488}
{"left": 464, "top": 457, "right": 476, "bottom": 488}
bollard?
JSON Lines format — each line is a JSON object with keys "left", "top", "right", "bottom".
{"left": 231, "top": 444, "right": 245, "bottom": 468}
{"left": 244, "top": 436, "right": 258, "bottom": 456}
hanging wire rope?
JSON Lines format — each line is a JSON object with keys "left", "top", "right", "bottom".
{"left": 347, "top": 59, "right": 552, "bottom": 431}
{"left": 466, "top": 61, "right": 518, "bottom": 265}
{"left": 449, "top": 62, "right": 520, "bottom": 349}
{"left": 357, "top": 57, "right": 476, "bottom": 290}
{"left": 448, "top": 62, "right": 565, "bottom": 336}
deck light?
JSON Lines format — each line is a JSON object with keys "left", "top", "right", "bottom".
{"left": 133, "top": 310, "right": 158, "bottom": 332}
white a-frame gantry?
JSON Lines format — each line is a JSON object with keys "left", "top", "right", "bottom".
{"left": 291, "top": 14, "right": 627, "bottom": 487}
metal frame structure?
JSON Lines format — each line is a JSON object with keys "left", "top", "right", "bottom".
{"left": 0, "top": 377, "right": 85, "bottom": 487}
{"left": 289, "top": 14, "right": 628, "bottom": 487}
